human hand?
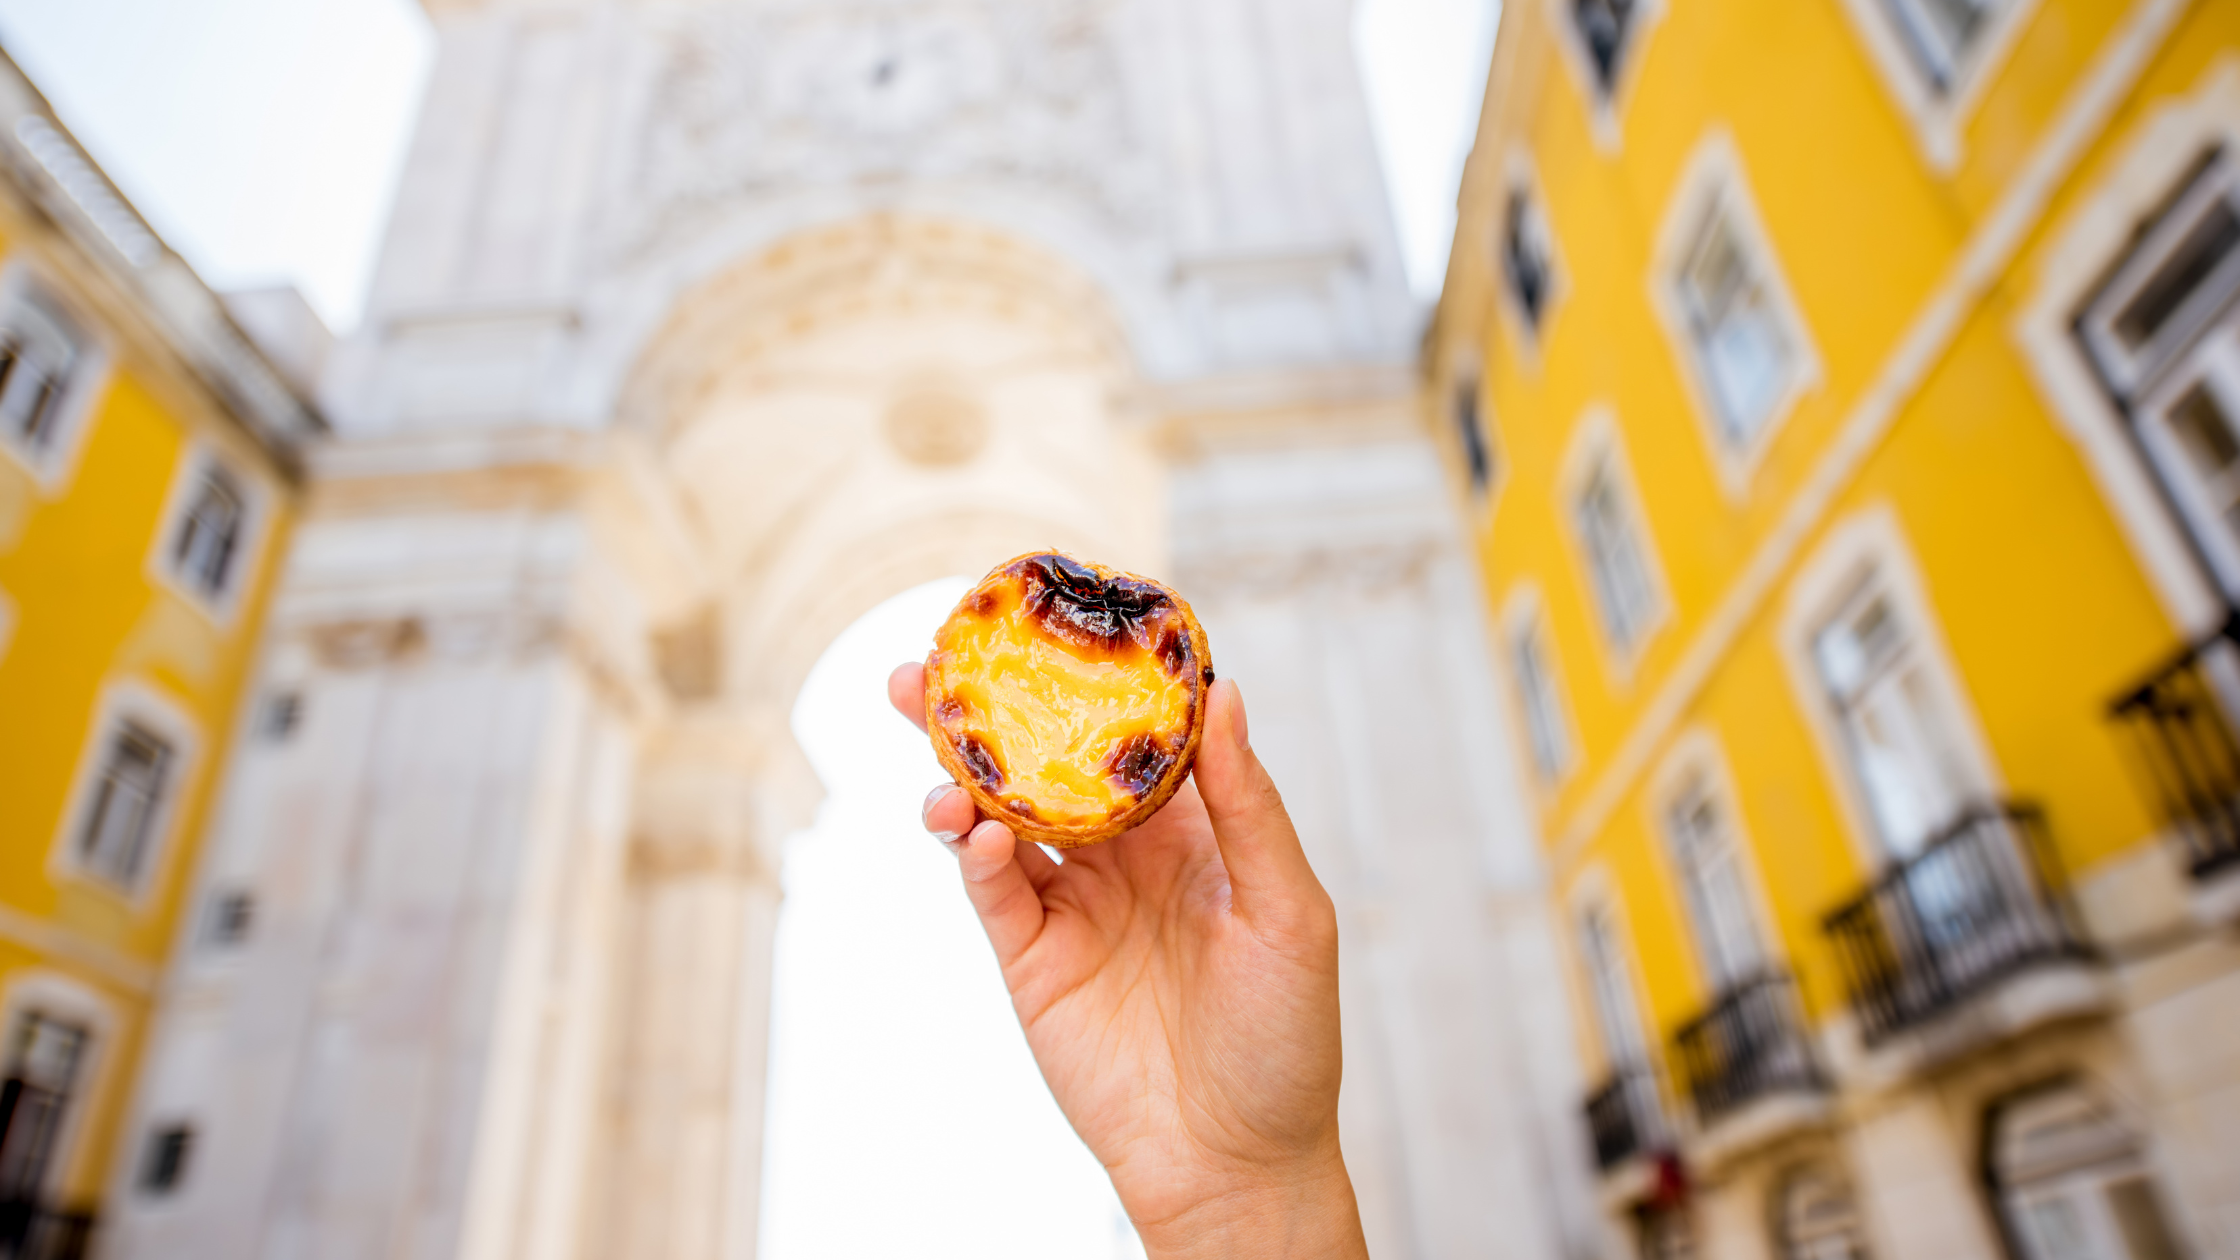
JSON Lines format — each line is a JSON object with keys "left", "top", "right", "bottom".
{"left": 888, "top": 664, "right": 1368, "bottom": 1260}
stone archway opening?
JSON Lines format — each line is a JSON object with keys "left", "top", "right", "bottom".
{"left": 597, "top": 215, "right": 1161, "bottom": 1258}
{"left": 759, "top": 577, "right": 1140, "bottom": 1260}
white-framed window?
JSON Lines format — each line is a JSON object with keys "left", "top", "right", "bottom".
{"left": 1653, "top": 135, "right": 1819, "bottom": 486}
{"left": 1782, "top": 510, "right": 2000, "bottom": 867}
{"left": 0, "top": 266, "right": 104, "bottom": 487}
{"left": 2013, "top": 78, "right": 2240, "bottom": 637}
{"left": 0, "top": 1006, "right": 91, "bottom": 1203}
{"left": 1776, "top": 1165, "right": 1873, "bottom": 1260}
{"left": 1506, "top": 594, "right": 1577, "bottom": 782}
{"left": 2079, "top": 152, "right": 2240, "bottom": 602}
{"left": 1884, "top": 0, "right": 2008, "bottom": 92}
{"left": 76, "top": 719, "right": 175, "bottom": 892}
{"left": 1991, "top": 1083, "right": 2185, "bottom": 1260}
{"left": 172, "top": 466, "right": 245, "bottom": 598}
{"left": 1834, "top": 0, "right": 2032, "bottom": 169}
{"left": 1501, "top": 177, "right": 1560, "bottom": 340}
{"left": 1453, "top": 375, "right": 1495, "bottom": 494}
{"left": 1568, "top": 429, "right": 1666, "bottom": 658}
{"left": 56, "top": 682, "right": 198, "bottom": 900}
{"left": 1547, "top": 0, "right": 1661, "bottom": 134}
{"left": 1578, "top": 898, "right": 1649, "bottom": 1066}
{"left": 1676, "top": 203, "right": 1796, "bottom": 443}
{"left": 1570, "top": 0, "right": 1640, "bottom": 99}
{"left": 1811, "top": 567, "right": 1982, "bottom": 857}
{"left": 152, "top": 446, "right": 265, "bottom": 621}
{"left": 1662, "top": 768, "right": 1766, "bottom": 989}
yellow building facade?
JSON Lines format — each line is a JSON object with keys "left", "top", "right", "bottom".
{"left": 1431, "top": 0, "right": 2240, "bottom": 1257}
{"left": 0, "top": 53, "right": 317, "bottom": 1250}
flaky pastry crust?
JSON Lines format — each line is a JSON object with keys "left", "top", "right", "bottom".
{"left": 924, "top": 551, "right": 1213, "bottom": 847}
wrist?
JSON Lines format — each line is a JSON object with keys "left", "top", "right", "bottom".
{"left": 1130, "top": 1151, "right": 1367, "bottom": 1260}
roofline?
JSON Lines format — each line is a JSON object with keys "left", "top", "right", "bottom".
{"left": 0, "top": 45, "right": 328, "bottom": 477}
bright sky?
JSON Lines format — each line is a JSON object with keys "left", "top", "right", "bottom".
{"left": 0, "top": 0, "right": 1493, "bottom": 328}
{"left": 0, "top": 2, "right": 1496, "bottom": 1252}
{"left": 0, "top": 0, "right": 432, "bottom": 331}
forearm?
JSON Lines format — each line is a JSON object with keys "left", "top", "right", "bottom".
{"left": 1133, "top": 1155, "right": 1370, "bottom": 1260}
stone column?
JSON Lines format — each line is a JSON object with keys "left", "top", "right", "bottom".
{"left": 586, "top": 715, "right": 814, "bottom": 1260}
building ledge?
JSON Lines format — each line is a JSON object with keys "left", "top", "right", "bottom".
{"left": 1595, "top": 1150, "right": 1662, "bottom": 1213}
{"left": 2190, "top": 862, "right": 2240, "bottom": 928}
{"left": 1684, "top": 1089, "right": 1836, "bottom": 1177}
{"left": 1829, "top": 960, "right": 2114, "bottom": 1089}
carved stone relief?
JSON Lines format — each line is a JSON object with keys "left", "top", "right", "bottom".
{"left": 883, "top": 387, "right": 989, "bottom": 467}
{"left": 619, "top": 0, "right": 1155, "bottom": 258}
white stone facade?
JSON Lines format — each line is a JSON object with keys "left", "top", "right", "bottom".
{"left": 99, "top": 3, "right": 1599, "bottom": 1259}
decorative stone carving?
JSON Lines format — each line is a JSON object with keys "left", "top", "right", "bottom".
{"left": 884, "top": 387, "right": 989, "bottom": 467}
{"left": 623, "top": 0, "right": 1153, "bottom": 256}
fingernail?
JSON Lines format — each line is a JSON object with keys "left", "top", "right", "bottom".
{"left": 925, "top": 785, "right": 966, "bottom": 846}
{"left": 923, "top": 783, "right": 958, "bottom": 826}
{"left": 1225, "top": 679, "right": 1250, "bottom": 752}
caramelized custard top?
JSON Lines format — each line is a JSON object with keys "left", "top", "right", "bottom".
{"left": 928, "top": 554, "right": 1206, "bottom": 835}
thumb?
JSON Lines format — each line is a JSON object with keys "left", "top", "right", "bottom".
{"left": 1192, "top": 679, "right": 1327, "bottom": 927}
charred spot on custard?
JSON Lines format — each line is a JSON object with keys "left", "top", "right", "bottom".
{"left": 957, "top": 734, "right": 1004, "bottom": 792}
{"left": 971, "top": 589, "right": 1000, "bottom": 617}
{"left": 1156, "top": 625, "right": 1195, "bottom": 678}
{"left": 1104, "top": 732, "right": 1181, "bottom": 802}
{"left": 1019, "top": 553, "right": 1174, "bottom": 654}
{"left": 936, "top": 697, "right": 966, "bottom": 726}
{"left": 1005, "top": 799, "right": 1039, "bottom": 819}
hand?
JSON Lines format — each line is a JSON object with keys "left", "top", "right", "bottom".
{"left": 888, "top": 665, "right": 1368, "bottom": 1260}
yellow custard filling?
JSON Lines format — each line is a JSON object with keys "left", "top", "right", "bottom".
{"left": 928, "top": 559, "right": 1200, "bottom": 831}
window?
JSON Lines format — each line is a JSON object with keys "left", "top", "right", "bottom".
{"left": 1675, "top": 195, "right": 1801, "bottom": 449}
{"left": 1454, "top": 379, "right": 1493, "bottom": 492}
{"left": 1991, "top": 1084, "right": 2184, "bottom": 1260}
{"left": 0, "top": 280, "right": 90, "bottom": 464}
{"left": 205, "top": 890, "right": 254, "bottom": 946}
{"left": 76, "top": 718, "right": 175, "bottom": 892}
{"left": 169, "top": 465, "right": 246, "bottom": 602}
{"left": 1511, "top": 612, "right": 1575, "bottom": 780}
{"left": 1881, "top": 0, "right": 2005, "bottom": 92}
{"left": 0, "top": 1011, "right": 88, "bottom": 1204}
{"left": 1664, "top": 774, "right": 1765, "bottom": 989}
{"left": 1503, "top": 186, "right": 1555, "bottom": 334}
{"left": 1570, "top": 0, "right": 1640, "bottom": 97}
{"left": 2080, "top": 152, "right": 2240, "bottom": 601}
{"left": 1811, "top": 574, "right": 1977, "bottom": 856}
{"left": 1579, "top": 903, "right": 1647, "bottom": 1064}
{"left": 1574, "top": 452, "right": 1661, "bottom": 652}
{"left": 138, "top": 1123, "right": 194, "bottom": 1195}
{"left": 1777, "top": 1166, "right": 1872, "bottom": 1260}
{"left": 258, "top": 691, "right": 304, "bottom": 742}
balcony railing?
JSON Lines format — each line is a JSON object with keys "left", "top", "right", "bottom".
{"left": 1671, "top": 973, "right": 1823, "bottom": 1125}
{"left": 0, "top": 1198, "right": 92, "bottom": 1260}
{"left": 1583, "top": 1064, "right": 1663, "bottom": 1172}
{"left": 2110, "top": 611, "right": 2240, "bottom": 881}
{"left": 1822, "top": 802, "right": 2090, "bottom": 1046}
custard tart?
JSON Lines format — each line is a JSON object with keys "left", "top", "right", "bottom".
{"left": 925, "top": 552, "right": 1213, "bottom": 847}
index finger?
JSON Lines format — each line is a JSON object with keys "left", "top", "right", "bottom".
{"left": 888, "top": 661, "right": 929, "bottom": 733}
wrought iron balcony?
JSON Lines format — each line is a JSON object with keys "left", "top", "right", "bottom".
{"left": 0, "top": 1198, "right": 91, "bottom": 1260}
{"left": 2110, "top": 612, "right": 2240, "bottom": 881}
{"left": 1583, "top": 1064, "right": 1663, "bottom": 1172}
{"left": 1671, "top": 973, "right": 1824, "bottom": 1125}
{"left": 1822, "top": 802, "right": 2090, "bottom": 1046}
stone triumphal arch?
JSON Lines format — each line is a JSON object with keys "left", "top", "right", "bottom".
{"left": 104, "top": 3, "right": 1600, "bottom": 1259}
